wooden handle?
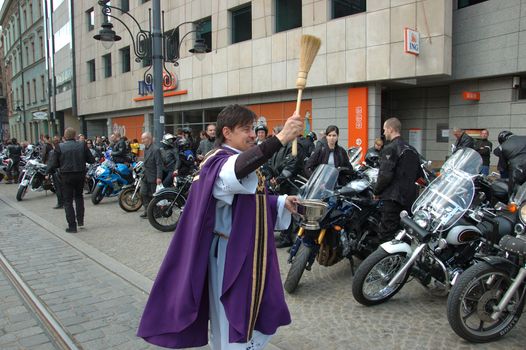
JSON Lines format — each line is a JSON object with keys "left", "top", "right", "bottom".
{"left": 291, "top": 89, "right": 303, "bottom": 157}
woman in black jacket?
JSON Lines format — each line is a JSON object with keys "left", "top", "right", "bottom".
{"left": 305, "top": 125, "right": 351, "bottom": 177}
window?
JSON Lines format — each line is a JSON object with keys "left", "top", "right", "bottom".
{"left": 32, "top": 79, "right": 37, "bottom": 103}
{"left": 41, "top": 75, "right": 46, "bottom": 100}
{"left": 54, "top": 22, "right": 71, "bottom": 52}
{"left": 29, "top": 3, "right": 33, "bottom": 25}
{"left": 196, "top": 17, "right": 212, "bottom": 51}
{"left": 121, "top": 0, "right": 129, "bottom": 12}
{"left": 276, "top": 0, "right": 301, "bottom": 33}
{"left": 87, "top": 8, "right": 95, "bottom": 31}
{"left": 103, "top": 53, "right": 112, "bottom": 78}
{"left": 39, "top": 36, "right": 44, "bottom": 59}
{"left": 458, "top": 0, "right": 488, "bottom": 9}
{"left": 31, "top": 42, "right": 35, "bottom": 62}
{"left": 26, "top": 82, "right": 31, "bottom": 106}
{"left": 332, "top": 0, "right": 366, "bottom": 19}
{"left": 164, "top": 28, "right": 179, "bottom": 61}
{"left": 142, "top": 0, "right": 150, "bottom": 3}
{"left": 120, "top": 46, "right": 130, "bottom": 73}
{"left": 231, "top": 5, "right": 251, "bottom": 44}
{"left": 23, "top": 9, "right": 27, "bottom": 30}
{"left": 25, "top": 46, "right": 29, "bottom": 64}
{"left": 140, "top": 37, "right": 152, "bottom": 67}
{"left": 87, "top": 59, "right": 96, "bottom": 82}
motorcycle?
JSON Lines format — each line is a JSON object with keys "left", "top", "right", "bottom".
{"left": 147, "top": 172, "right": 192, "bottom": 232}
{"left": 0, "top": 150, "right": 12, "bottom": 182}
{"left": 446, "top": 182, "right": 526, "bottom": 343}
{"left": 91, "top": 160, "right": 134, "bottom": 205}
{"left": 16, "top": 159, "right": 54, "bottom": 201}
{"left": 352, "top": 148, "right": 508, "bottom": 306}
{"left": 84, "top": 162, "right": 101, "bottom": 194}
{"left": 283, "top": 164, "right": 384, "bottom": 293}
{"left": 118, "top": 161, "right": 144, "bottom": 212}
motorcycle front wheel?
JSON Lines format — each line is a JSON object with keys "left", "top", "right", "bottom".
{"left": 118, "top": 187, "right": 143, "bottom": 212}
{"left": 91, "top": 185, "right": 105, "bottom": 205}
{"left": 284, "top": 244, "right": 313, "bottom": 294}
{"left": 16, "top": 185, "right": 28, "bottom": 201}
{"left": 352, "top": 248, "right": 409, "bottom": 306}
{"left": 147, "top": 192, "right": 185, "bottom": 232}
{"left": 447, "top": 261, "right": 525, "bottom": 343}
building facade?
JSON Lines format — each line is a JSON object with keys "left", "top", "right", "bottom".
{"left": 0, "top": 0, "right": 49, "bottom": 143}
{"left": 0, "top": 28, "right": 9, "bottom": 142}
{"left": 70, "top": 0, "right": 526, "bottom": 165}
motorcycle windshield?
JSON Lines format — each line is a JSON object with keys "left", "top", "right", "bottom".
{"left": 412, "top": 169, "right": 475, "bottom": 232}
{"left": 299, "top": 164, "right": 339, "bottom": 200}
{"left": 441, "top": 148, "right": 483, "bottom": 175}
{"left": 510, "top": 182, "right": 526, "bottom": 205}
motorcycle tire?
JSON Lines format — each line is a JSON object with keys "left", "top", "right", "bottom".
{"left": 118, "top": 187, "right": 143, "bottom": 212}
{"left": 147, "top": 193, "right": 185, "bottom": 232}
{"left": 91, "top": 185, "right": 105, "bottom": 205}
{"left": 284, "top": 244, "right": 313, "bottom": 294}
{"left": 16, "top": 185, "right": 28, "bottom": 201}
{"left": 447, "top": 261, "right": 525, "bottom": 343}
{"left": 352, "top": 248, "right": 409, "bottom": 306}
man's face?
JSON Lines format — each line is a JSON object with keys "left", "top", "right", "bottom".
{"left": 224, "top": 124, "right": 255, "bottom": 152}
{"left": 374, "top": 142, "right": 383, "bottom": 151}
{"left": 453, "top": 130, "right": 462, "bottom": 139}
{"left": 79, "top": 135, "right": 85, "bottom": 142}
{"left": 141, "top": 134, "right": 152, "bottom": 146}
{"left": 257, "top": 130, "right": 266, "bottom": 140}
{"left": 207, "top": 125, "right": 216, "bottom": 138}
{"left": 480, "top": 130, "right": 489, "bottom": 140}
{"left": 383, "top": 123, "right": 393, "bottom": 141}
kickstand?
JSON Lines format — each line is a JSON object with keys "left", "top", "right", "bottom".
{"left": 349, "top": 257, "right": 355, "bottom": 276}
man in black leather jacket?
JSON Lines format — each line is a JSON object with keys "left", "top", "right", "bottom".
{"left": 453, "top": 127, "right": 475, "bottom": 153}
{"left": 111, "top": 133, "right": 129, "bottom": 164}
{"left": 47, "top": 128, "right": 95, "bottom": 233}
{"left": 160, "top": 133, "right": 180, "bottom": 187}
{"left": 493, "top": 131, "right": 526, "bottom": 196}
{"left": 6, "top": 138, "right": 22, "bottom": 183}
{"left": 375, "top": 118, "right": 423, "bottom": 236}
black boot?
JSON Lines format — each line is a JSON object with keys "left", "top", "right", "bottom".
{"left": 275, "top": 231, "right": 293, "bottom": 248}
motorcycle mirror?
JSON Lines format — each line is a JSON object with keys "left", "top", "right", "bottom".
{"left": 494, "top": 202, "right": 507, "bottom": 211}
{"left": 399, "top": 210, "right": 409, "bottom": 218}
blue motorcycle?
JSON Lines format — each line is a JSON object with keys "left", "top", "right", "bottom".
{"left": 91, "top": 160, "right": 134, "bottom": 205}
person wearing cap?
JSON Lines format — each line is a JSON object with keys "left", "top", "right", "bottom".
{"left": 255, "top": 124, "right": 268, "bottom": 145}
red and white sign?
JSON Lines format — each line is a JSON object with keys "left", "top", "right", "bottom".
{"left": 404, "top": 28, "right": 420, "bottom": 55}
{"left": 462, "top": 91, "right": 480, "bottom": 101}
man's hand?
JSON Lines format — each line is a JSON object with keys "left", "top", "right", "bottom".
{"left": 276, "top": 112, "right": 303, "bottom": 145}
{"left": 197, "top": 155, "right": 204, "bottom": 161}
{"left": 156, "top": 178, "right": 162, "bottom": 185}
{"left": 284, "top": 195, "right": 299, "bottom": 214}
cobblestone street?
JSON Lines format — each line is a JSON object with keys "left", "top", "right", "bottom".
{"left": 0, "top": 185, "right": 524, "bottom": 350}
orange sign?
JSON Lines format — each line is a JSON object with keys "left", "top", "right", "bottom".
{"left": 462, "top": 91, "right": 480, "bottom": 101}
{"left": 348, "top": 87, "right": 368, "bottom": 158}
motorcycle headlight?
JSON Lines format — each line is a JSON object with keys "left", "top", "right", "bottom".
{"left": 520, "top": 203, "right": 526, "bottom": 225}
{"left": 413, "top": 210, "right": 430, "bottom": 229}
{"left": 95, "top": 167, "right": 105, "bottom": 177}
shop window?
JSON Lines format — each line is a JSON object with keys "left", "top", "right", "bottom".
{"left": 332, "top": 0, "right": 366, "bottom": 19}
{"left": 103, "top": 53, "right": 112, "bottom": 78}
{"left": 231, "top": 5, "right": 251, "bottom": 44}
{"left": 120, "top": 46, "right": 131, "bottom": 73}
{"left": 87, "top": 59, "right": 96, "bottom": 82}
{"left": 276, "top": 0, "right": 301, "bottom": 33}
{"left": 86, "top": 8, "right": 95, "bottom": 31}
{"left": 519, "top": 76, "right": 526, "bottom": 100}
{"left": 165, "top": 28, "right": 179, "bottom": 61}
{"left": 458, "top": 0, "right": 488, "bottom": 9}
{"left": 196, "top": 17, "right": 212, "bottom": 51}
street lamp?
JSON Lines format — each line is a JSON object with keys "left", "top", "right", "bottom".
{"left": 93, "top": 0, "right": 209, "bottom": 144}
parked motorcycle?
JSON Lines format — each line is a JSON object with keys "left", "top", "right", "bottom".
{"left": 352, "top": 148, "right": 507, "bottom": 306}
{"left": 91, "top": 160, "right": 134, "bottom": 205}
{"left": 147, "top": 173, "right": 192, "bottom": 232}
{"left": 283, "top": 164, "right": 383, "bottom": 293}
{"left": 16, "top": 159, "right": 54, "bottom": 201}
{"left": 84, "top": 162, "right": 100, "bottom": 194}
{"left": 0, "top": 151, "right": 12, "bottom": 182}
{"left": 118, "top": 161, "right": 144, "bottom": 212}
{"left": 446, "top": 182, "right": 526, "bottom": 343}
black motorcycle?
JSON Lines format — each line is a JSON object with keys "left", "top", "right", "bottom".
{"left": 352, "top": 149, "right": 508, "bottom": 306}
{"left": 147, "top": 173, "right": 192, "bottom": 232}
{"left": 283, "top": 164, "right": 383, "bottom": 293}
{"left": 447, "top": 182, "right": 526, "bottom": 343}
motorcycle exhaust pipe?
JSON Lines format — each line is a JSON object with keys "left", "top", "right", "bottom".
{"left": 387, "top": 243, "right": 426, "bottom": 288}
{"left": 491, "top": 267, "right": 526, "bottom": 320}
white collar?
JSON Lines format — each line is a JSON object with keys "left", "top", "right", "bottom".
{"left": 222, "top": 144, "right": 242, "bottom": 154}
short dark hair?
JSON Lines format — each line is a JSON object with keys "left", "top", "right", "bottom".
{"left": 325, "top": 125, "right": 339, "bottom": 136}
{"left": 215, "top": 105, "right": 257, "bottom": 146}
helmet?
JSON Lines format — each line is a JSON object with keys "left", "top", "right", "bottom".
{"left": 306, "top": 131, "right": 317, "bottom": 141}
{"left": 161, "top": 133, "right": 176, "bottom": 145}
{"left": 182, "top": 127, "right": 192, "bottom": 134}
{"left": 498, "top": 130, "right": 513, "bottom": 144}
{"left": 254, "top": 124, "right": 268, "bottom": 134}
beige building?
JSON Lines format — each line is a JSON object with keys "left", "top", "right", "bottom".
{"left": 75, "top": 0, "right": 526, "bottom": 164}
